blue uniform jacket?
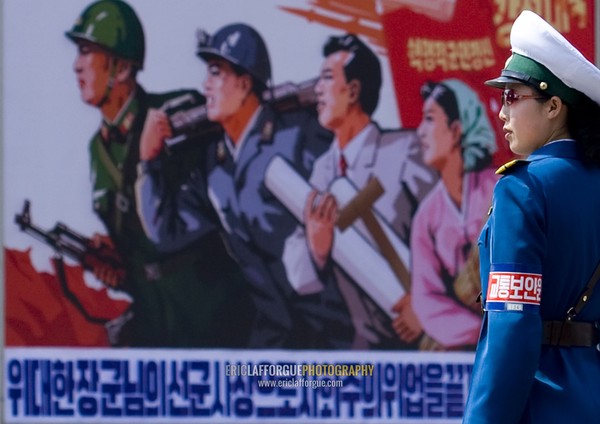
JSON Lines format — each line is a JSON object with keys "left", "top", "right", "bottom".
{"left": 463, "top": 140, "right": 600, "bottom": 423}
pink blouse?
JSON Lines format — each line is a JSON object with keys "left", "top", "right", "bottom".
{"left": 411, "top": 168, "right": 498, "bottom": 348}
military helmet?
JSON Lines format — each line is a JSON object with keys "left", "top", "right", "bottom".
{"left": 65, "top": 0, "right": 145, "bottom": 69}
{"left": 197, "top": 23, "right": 271, "bottom": 88}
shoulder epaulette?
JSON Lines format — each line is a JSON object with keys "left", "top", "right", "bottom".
{"left": 495, "top": 159, "right": 527, "bottom": 175}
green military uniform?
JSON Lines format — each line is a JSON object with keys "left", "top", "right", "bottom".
{"left": 68, "top": 0, "right": 253, "bottom": 348}
{"left": 90, "top": 87, "right": 253, "bottom": 348}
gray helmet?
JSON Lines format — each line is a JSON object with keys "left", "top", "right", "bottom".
{"left": 65, "top": 0, "right": 145, "bottom": 69}
{"left": 197, "top": 23, "right": 271, "bottom": 88}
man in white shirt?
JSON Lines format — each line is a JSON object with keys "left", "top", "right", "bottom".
{"left": 282, "top": 33, "right": 437, "bottom": 349}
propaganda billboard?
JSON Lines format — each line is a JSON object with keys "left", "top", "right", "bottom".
{"left": 2, "top": 0, "right": 595, "bottom": 422}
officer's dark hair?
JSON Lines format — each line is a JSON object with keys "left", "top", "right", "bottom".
{"left": 523, "top": 85, "right": 600, "bottom": 166}
{"left": 323, "top": 34, "right": 381, "bottom": 116}
{"left": 229, "top": 62, "right": 266, "bottom": 100}
{"left": 420, "top": 81, "right": 460, "bottom": 125}
{"left": 565, "top": 94, "right": 600, "bottom": 165}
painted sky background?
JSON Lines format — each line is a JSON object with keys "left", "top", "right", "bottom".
{"left": 2, "top": 0, "right": 401, "bottom": 283}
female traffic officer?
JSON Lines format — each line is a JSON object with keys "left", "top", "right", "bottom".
{"left": 463, "top": 10, "right": 600, "bottom": 423}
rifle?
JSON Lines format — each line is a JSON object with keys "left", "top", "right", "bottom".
{"left": 15, "top": 200, "right": 127, "bottom": 291}
{"left": 163, "top": 77, "right": 319, "bottom": 149}
{"left": 15, "top": 200, "right": 134, "bottom": 344}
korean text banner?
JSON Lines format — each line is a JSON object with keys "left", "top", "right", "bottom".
{"left": 5, "top": 348, "right": 474, "bottom": 423}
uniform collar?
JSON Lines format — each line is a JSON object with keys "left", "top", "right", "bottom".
{"left": 528, "top": 139, "right": 581, "bottom": 161}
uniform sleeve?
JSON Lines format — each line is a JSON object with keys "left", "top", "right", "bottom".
{"left": 463, "top": 171, "right": 545, "bottom": 423}
{"left": 135, "top": 159, "right": 218, "bottom": 253}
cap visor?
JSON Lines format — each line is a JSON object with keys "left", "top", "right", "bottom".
{"left": 485, "top": 75, "right": 526, "bottom": 88}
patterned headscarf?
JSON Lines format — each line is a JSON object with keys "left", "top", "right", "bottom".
{"left": 442, "top": 79, "right": 497, "bottom": 172}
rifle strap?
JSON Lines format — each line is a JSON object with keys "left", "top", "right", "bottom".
{"left": 51, "top": 255, "right": 109, "bottom": 325}
{"left": 566, "top": 257, "right": 600, "bottom": 321}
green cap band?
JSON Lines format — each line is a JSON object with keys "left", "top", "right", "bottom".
{"left": 503, "top": 53, "right": 583, "bottom": 105}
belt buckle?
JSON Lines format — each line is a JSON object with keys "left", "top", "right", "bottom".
{"left": 116, "top": 193, "right": 130, "bottom": 213}
{"left": 144, "top": 263, "right": 161, "bottom": 281}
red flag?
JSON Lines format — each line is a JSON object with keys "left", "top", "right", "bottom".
{"left": 5, "top": 248, "right": 130, "bottom": 347}
{"left": 382, "top": 0, "right": 596, "bottom": 167}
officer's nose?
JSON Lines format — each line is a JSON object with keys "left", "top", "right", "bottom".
{"left": 499, "top": 104, "right": 508, "bottom": 122}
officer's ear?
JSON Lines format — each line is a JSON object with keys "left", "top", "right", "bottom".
{"left": 546, "top": 96, "right": 565, "bottom": 120}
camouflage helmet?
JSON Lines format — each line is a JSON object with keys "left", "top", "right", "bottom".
{"left": 65, "top": 0, "right": 145, "bottom": 69}
{"left": 197, "top": 23, "right": 271, "bottom": 88}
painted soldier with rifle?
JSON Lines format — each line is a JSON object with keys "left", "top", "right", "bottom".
{"left": 63, "top": 0, "right": 253, "bottom": 348}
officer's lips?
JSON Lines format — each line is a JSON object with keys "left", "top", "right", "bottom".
{"left": 503, "top": 127, "right": 512, "bottom": 141}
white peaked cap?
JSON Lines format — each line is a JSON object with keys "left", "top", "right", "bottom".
{"left": 487, "top": 10, "right": 600, "bottom": 106}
